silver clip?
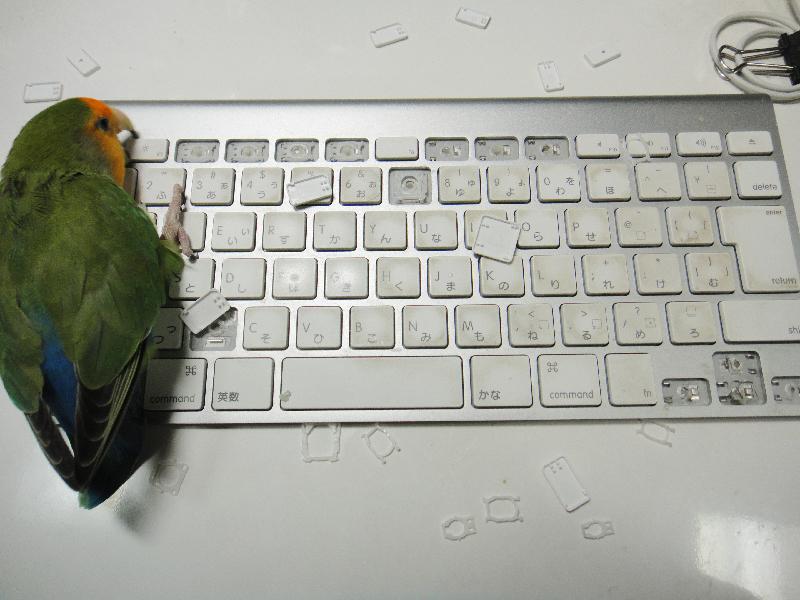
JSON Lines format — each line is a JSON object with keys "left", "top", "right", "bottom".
{"left": 718, "top": 44, "right": 797, "bottom": 78}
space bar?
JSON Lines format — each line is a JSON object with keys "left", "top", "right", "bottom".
{"left": 280, "top": 357, "right": 464, "bottom": 410}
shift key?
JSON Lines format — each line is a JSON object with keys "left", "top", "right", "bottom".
{"left": 538, "top": 355, "right": 601, "bottom": 407}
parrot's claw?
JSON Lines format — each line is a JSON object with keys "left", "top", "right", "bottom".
{"left": 161, "top": 184, "right": 195, "bottom": 259}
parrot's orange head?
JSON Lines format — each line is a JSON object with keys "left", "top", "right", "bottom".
{"left": 1, "top": 97, "right": 137, "bottom": 187}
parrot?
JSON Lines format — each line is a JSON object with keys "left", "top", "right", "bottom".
{"left": 0, "top": 97, "right": 191, "bottom": 508}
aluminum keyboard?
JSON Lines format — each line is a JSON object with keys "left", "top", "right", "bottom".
{"left": 116, "top": 96, "right": 800, "bottom": 424}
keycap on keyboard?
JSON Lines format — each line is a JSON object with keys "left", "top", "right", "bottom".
{"left": 118, "top": 95, "right": 800, "bottom": 424}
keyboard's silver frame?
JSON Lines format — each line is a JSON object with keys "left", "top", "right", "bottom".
{"left": 115, "top": 96, "right": 800, "bottom": 424}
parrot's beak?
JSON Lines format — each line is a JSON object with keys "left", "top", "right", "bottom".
{"left": 111, "top": 108, "right": 138, "bottom": 139}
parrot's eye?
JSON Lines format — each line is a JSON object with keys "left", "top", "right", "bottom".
{"left": 96, "top": 117, "right": 110, "bottom": 132}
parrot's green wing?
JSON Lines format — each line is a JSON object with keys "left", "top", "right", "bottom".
{"left": 6, "top": 171, "right": 181, "bottom": 391}
{"left": 1, "top": 170, "right": 182, "bottom": 489}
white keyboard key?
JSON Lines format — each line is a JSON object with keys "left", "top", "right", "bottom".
{"left": 403, "top": 305, "right": 448, "bottom": 348}
{"left": 280, "top": 357, "right": 463, "bottom": 410}
{"left": 717, "top": 205, "right": 800, "bottom": 292}
{"left": 291, "top": 166, "right": 333, "bottom": 185}
{"left": 183, "top": 212, "right": 207, "bottom": 251}
{"left": 515, "top": 208, "right": 560, "bottom": 248}
{"left": 733, "top": 161, "right": 782, "bottom": 199}
{"left": 296, "top": 306, "right": 342, "bottom": 350}
{"left": 240, "top": 167, "right": 284, "bottom": 205}
{"left": 686, "top": 253, "right": 736, "bottom": 294}
{"left": 455, "top": 304, "right": 501, "bottom": 348}
{"left": 456, "top": 7, "right": 491, "bottom": 28}
{"left": 479, "top": 257, "right": 524, "bottom": 297}
{"left": 542, "top": 457, "right": 590, "bottom": 511}
{"left": 243, "top": 306, "right": 290, "bottom": 350}
{"left": 582, "top": 254, "right": 630, "bottom": 295}
{"left": 23, "top": 82, "right": 63, "bottom": 103}
{"left": 487, "top": 166, "right": 531, "bottom": 203}
{"left": 211, "top": 212, "right": 256, "bottom": 251}
{"left": 666, "top": 301, "right": 717, "bottom": 344}
{"left": 169, "top": 258, "right": 214, "bottom": 300}
{"left": 605, "top": 354, "right": 657, "bottom": 406}
{"left": 473, "top": 217, "right": 520, "bottom": 263}
{"left": 428, "top": 256, "right": 473, "bottom": 298}
{"left": 376, "top": 257, "right": 420, "bottom": 298}
{"left": 136, "top": 168, "right": 186, "bottom": 206}
{"left": 324, "top": 257, "right": 368, "bottom": 299}
{"left": 221, "top": 258, "right": 266, "bottom": 299}
{"left": 287, "top": 174, "right": 333, "bottom": 207}
{"left": 585, "top": 164, "right": 631, "bottom": 201}
{"left": 561, "top": 304, "right": 608, "bottom": 346}
{"left": 364, "top": 211, "right": 407, "bottom": 250}
{"left": 537, "top": 61, "right": 564, "bottom": 92}
{"left": 538, "top": 355, "right": 601, "bottom": 407}
{"left": 350, "top": 306, "right": 395, "bottom": 349}
{"left": 127, "top": 138, "right": 169, "bottom": 162}
{"left": 684, "top": 162, "right": 731, "bottom": 200}
{"left": 375, "top": 137, "right": 418, "bottom": 160}
{"left": 726, "top": 131, "right": 773, "bottom": 156}
{"left": 151, "top": 308, "right": 184, "bottom": 350}
{"left": 212, "top": 358, "right": 274, "bottom": 410}
{"left": 536, "top": 163, "right": 581, "bottom": 202}
{"left": 263, "top": 212, "right": 306, "bottom": 251}
{"left": 676, "top": 132, "right": 722, "bottom": 156}
{"left": 719, "top": 300, "right": 800, "bottom": 342}
{"left": 370, "top": 23, "right": 408, "bottom": 48}
{"left": 625, "top": 133, "right": 671, "bottom": 158}
{"left": 565, "top": 207, "right": 611, "bottom": 248}
{"left": 634, "top": 254, "right": 683, "bottom": 294}
{"left": 576, "top": 134, "right": 620, "bottom": 158}
{"left": 414, "top": 210, "right": 458, "bottom": 250}
{"left": 613, "top": 302, "right": 663, "bottom": 345}
{"left": 531, "top": 255, "right": 577, "bottom": 296}
{"left": 464, "top": 209, "right": 506, "bottom": 248}
{"left": 508, "top": 303, "right": 555, "bottom": 347}
{"left": 438, "top": 167, "right": 481, "bottom": 204}
{"left": 340, "top": 167, "right": 382, "bottom": 205}
{"left": 145, "top": 358, "right": 206, "bottom": 411}
{"left": 272, "top": 258, "right": 317, "bottom": 299}
{"left": 635, "top": 163, "right": 681, "bottom": 200}
{"left": 615, "top": 207, "right": 662, "bottom": 247}
{"left": 191, "top": 168, "right": 235, "bottom": 206}
{"left": 471, "top": 356, "right": 533, "bottom": 408}
{"left": 314, "top": 211, "right": 357, "bottom": 251}
{"left": 666, "top": 206, "right": 714, "bottom": 246}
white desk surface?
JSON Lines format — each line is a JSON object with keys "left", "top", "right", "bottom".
{"left": 1, "top": 1, "right": 800, "bottom": 598}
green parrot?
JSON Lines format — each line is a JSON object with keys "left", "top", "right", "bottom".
{"left": 0, "top": 97, "right": 186, "bottom": 508}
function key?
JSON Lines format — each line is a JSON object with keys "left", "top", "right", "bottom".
{"left": 425, "top": 138, "right": 469, "bottom": 161}
{"left": 726, "top": 131, "right": 774, "bottom": 156}
{"left": 575, "top": 134, "right": 620, "bottom": 158}
{"left": 475, "top": 137, "right": 519, "bottom": 161}
{"left": 625, "top": 133, "right": 671, "bottom": 157}
{"left": 325, "top": 139, "right": 369, "bottom": 162}
{"left": 676, "top": 132, "right": 722, "bottom": 156}
{"left": 175, "top": 140, "right": 219, "bottom": 163}
{"left": 275, "top": 139, "right": 319, "bottom": 162}
{"left": 525, "top": 137, "right": 570, "bottom": 160}
{"left": 375, "top": 137, "right": 419, "bottom": 161}
{"left": 225, "top": 140, "right": 268, "bottom": 163}
{"left": 126, "top": 138, "right": 169, "bottom": 162}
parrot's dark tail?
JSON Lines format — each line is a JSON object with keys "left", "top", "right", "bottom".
{"left": 25, "top": 402, "right": 79, "bottom": 490}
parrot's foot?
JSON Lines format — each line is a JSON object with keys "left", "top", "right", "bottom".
{"left": 161, "top": 184, "right": 195, "bottom": 258}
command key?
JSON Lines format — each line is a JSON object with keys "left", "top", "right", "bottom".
{"left": 538, "top": 355, "right": 601, "bottom": 407}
